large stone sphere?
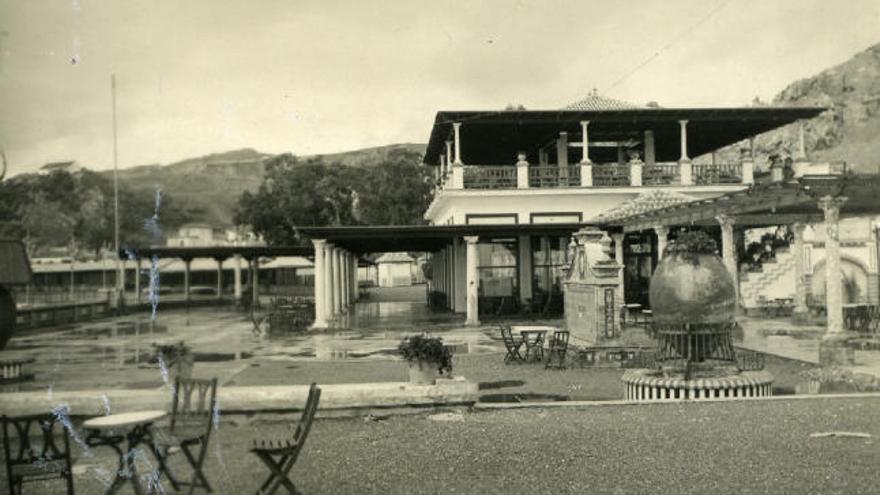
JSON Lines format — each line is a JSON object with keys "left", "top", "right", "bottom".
{"left": 649, "top": 251, "right": 736, "bottom": 325}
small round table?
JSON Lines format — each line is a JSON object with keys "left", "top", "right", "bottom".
{"left": 83, "top": 410, "right": 167, "bottom": 495}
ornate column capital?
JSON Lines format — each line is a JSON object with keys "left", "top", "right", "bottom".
{"left": 654, "top": 225, "right": 669, "bottom": 237}
{"left": 715, "top": 214, "right": 736, "bottom": 228}
{"left": 818, "top": 195, "right": 848, "bottom": 219}
{"left": 611, "top": 232, "right": 625, "bottom": 243}
{"left": 463, "top": 235, "right": 479, "bottom": 245}
{"left": 312, "top": 238, "right": 327, "bottom": 249}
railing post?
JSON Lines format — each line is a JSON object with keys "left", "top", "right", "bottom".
{"left": 451, "top": 163, "right": 464, "bottom": 189}
{"left": 741, "top": 148, "right": 754, "bottom": 185}
{"left": 516, "top": 153, "right": 529, "bottom": 189}
{"left": 629, "top": 154, "right": 643, "bottom": 187}
{"left": 580, "top": 162, "right": 592, "bottom": 187}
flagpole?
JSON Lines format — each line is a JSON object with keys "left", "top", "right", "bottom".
{"left": 112, "top": 74, "right": 122, "bottom": 309}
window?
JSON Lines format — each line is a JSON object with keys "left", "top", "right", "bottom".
{"left": 477, "top": 237, "right": 519, "bottom": 314}
{"left": 531, "top": 236, "right": 570, "bottom": 314}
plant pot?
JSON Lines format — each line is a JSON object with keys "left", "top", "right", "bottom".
{"left": 408, "top": 361, "right": 439, "bottom": 385}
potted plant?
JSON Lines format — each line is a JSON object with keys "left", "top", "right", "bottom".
{"left": 151, "top": 341, "right": 194, "bottom": 381}
{"left": 398, "top": 334, "right": 453, "bottom": 385}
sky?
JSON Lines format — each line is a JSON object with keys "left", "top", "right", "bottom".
{"left": 1, "top": 0, "right": 879, "bottom": 175}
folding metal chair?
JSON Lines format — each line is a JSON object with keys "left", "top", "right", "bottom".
{"left": 2, "top": 412, "right": 75, "bottom": 495}
{"left": 499, "top": 325, "right": 525, "bottom": 363}
{"left": 251, "top": 383, "right": 322, "bottom": 495}
{"left": 152, "top": 377, "right": 218, "bottom": 494}
{"left": 545, "top": 330, "right": 570, "bottom": 369}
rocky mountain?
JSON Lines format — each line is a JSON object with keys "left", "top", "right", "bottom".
{"left": 104, "top": 143, "right": 426, "bottom": 227}
{"left": 707, "top": 42, "right": 880, "bottom": 175}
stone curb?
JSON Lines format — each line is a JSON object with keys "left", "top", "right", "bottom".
{"left": 0, "top": 377, "right": 479, "bottom": 416}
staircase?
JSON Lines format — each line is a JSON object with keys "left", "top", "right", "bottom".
{"left": 740, "top": 247, "right": 796, "bottom": 308}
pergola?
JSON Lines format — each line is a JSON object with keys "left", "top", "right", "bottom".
{"left": 598, "top": 173, "right": 880, "bottom": 365}
{"left": 297, "top": 223, "right": 585, "bottom": 329}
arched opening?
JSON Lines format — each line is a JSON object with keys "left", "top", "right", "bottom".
{"left": 811, "top": 257, "right": 869, "bottom": 304}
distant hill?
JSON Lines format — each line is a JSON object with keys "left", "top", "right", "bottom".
{"left": 707, "top": 42, "right": 880, "bottom": 175}
{"left": 103, "top": 143, "right": 426, "bottom": 227}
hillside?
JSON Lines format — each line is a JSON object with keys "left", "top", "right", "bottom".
{"left": 104, "top": 143, "right": 426, "bottom": 227}
{"left": 705, "top": 42, "right": 880, "bottom": 174}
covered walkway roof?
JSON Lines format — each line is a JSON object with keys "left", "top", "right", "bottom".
{"left": 298, "top": 223, "right": 586, "bottom": 253}
{"left": 598, "top": 174, "right": 880, "bottom": 232}
{"left": 121, "top": 245, "right": 313, "bottom": 260}
{"left": 424, "top": 107, "right": 825, "bottom": 166}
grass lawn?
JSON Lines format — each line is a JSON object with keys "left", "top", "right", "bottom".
{"left": 7, "top": 396, "right": 880, "bottom": 494}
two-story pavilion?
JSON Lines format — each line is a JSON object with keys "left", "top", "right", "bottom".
{"left": 302, "top": 96, "right": 824, "bottom": 328}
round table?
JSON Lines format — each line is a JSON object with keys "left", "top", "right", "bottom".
{"left": 83, "top": 410, "right": 167, "bottom": 495}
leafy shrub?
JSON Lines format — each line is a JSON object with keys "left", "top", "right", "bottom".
{"left": 398, "top": 334, "right": 453, "bottom": 374}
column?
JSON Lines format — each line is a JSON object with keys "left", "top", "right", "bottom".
{"left": 518, "top": 235, "right": 532, "bottom": 305}
{"left": 342, "top": 252, "right": 350, "bottom": 311}
{"left": 233, "top": 254, "right": 242, "bottom": 302}
{"left": 311, "top": 240, "right": 328, "bottom": 329}
{"left": 516, "top": 153, "right": 529, "bottom": 189}
{"left": 791, "top": 223, "right": 809, "bottom": 320}
{"left": 612, "top": 233, "right": 626, "bottom": 306}
{"left": 464, "top": 236, "right": 480, "bottom": 326}
{"left": 183, "top": 258, "right": 192, "bottom": 303}
{"left": 215, "top": 258, "right": 224, "bottom": 302}
{"left": 818, "top": 196, "right": 853, "bottom": 365}
{"left": 329, "top": 247, "right": 339, "bottom": 315}
{"left": 323, "top": 243, "right": 334, "bottom": 321}
{"left": 579, "top": 121, "right": 591, "bottom": 164}
{"left": 679, "top": 120, "right": 692, "bottom": 185}
{"left": 251, "top": 256, "right": 259, "bottom": 308}
{"left": 455, "top": 238, "right": 466, "bottom": 312}
{"left": 741, "top": 147, "right": 754, "bottom": 185}
{"left": 445, "top": 141, "right": 453, "bottom": 169}
{"left": 716, "top": 215, "right": 739, "bottom": 303}
{"left": 452, "top": 122, "right": 463, "bottom": 164}
{"left": 644, "top": 130, "right": 656, "bottom": 167}
{"left": 350, "top": 255, "right": 358, "bottom": 303}
{"left": 135, "top": 258, "right": 142, "bottom": 305}
{"left": 655, "top": 226, "right": 669, "bottom": 261}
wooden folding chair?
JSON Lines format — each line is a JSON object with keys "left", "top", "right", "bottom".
{"left": 251, "top": 383, "right": 322, "bottom": 495}
{"left": 545, "top": 330, "right": 570, "bottom": 369}
{"left": 2, "top": 412, "right": 75, "bottom": 495}
{"left": 152, "top": 377, "right": 218, "bottom": 494}
{"left": 499, "top": 325, "right": 525, "bottom": 363}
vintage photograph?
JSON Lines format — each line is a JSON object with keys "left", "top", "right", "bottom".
{"left": 1, "top": 0, "right": 880, "bottom": 493}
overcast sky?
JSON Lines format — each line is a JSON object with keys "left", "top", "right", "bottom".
{"left": 1, "top": 0, "right": 879, "bottom": 175}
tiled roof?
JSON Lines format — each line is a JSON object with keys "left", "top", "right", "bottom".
{"left": 564, "top": 90, "right": 642, "bottom": 111}
{"left": 594, "top": 190, "right": 695, "bottom": 222}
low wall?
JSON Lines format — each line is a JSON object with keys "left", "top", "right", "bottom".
{"left": 0, "top": 377, "right": 479, "bottom": 416}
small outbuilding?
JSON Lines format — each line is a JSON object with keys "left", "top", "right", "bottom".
{"left": 375, "top": 253, "right": 416, "bottom": 287}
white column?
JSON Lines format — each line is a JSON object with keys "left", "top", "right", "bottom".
{"left": 579, "top": 121, "right": 591, "bottom": 164}
{"left": 340, "top": 252, "right": 349, "bottom": 311}
{"left": 183, "top": 258, "right": 192, "bottom": 303}
{"left": 324, "top": 243, "right": 335, "bottom": 320}
{"left": 819, "top": 196, "right": 848, "bottom": 336}
{"left": 251, "top": 257, "right": 259, "bottom": 308}
{"left": 455, "top": 238, "right": 466, "bottom": 311}
{"left": 351, "top": 255, "right": 358, "bottom": 303}
{"left": 234, "top": 254, "right": 242, "bottom": 301}
{"left": 679, "top": 120, "right": 692, "bottom": 185}
{"left": 741, "top": 147, "right": 754, "bottom": 185}
{"left": 311, "top": 240, "right": 328, "bottom": 329}
{"left": 445, "top": 141, "right": 454, "bottom": 169}
{"left": 516, "top": 153, "right": 529, "bottom": 189}
{"left": 716, "top": 215, "right": 739, "bottom": 303}
{"left": 655, "top": 226, "right": 669, "bottom": 261}
{"left": 332, "top": 247, "right": 342, "bottom": 315}
{"left": 453, "top": 122, "right": 463, "bottom": 164}
{"left": 464, "top": 236, "right": 480, "bottom": 326}
{"left": 612, "top": 233, "right": 625, "bottom": 305}
{"left": 792, "top": 223, "right": 808, "bottom": 318}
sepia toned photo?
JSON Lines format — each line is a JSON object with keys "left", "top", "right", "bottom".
{"left": 1, "top": 1, "right": 880, "bottom": 493}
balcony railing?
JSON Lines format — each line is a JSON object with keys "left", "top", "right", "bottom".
{"left": 528, "top": 166, "right": 581, "bottom": 188}
{"left": 462, "top": 166, "right": 517, "bottom": 189}
{"left": 592, "top": 164, "right": 631, "bottom": 187}
{"left": 693, "top": 163, "right": 742, "bottom": 185}
{"left": 643, "top": 163, "right": 680, "bottom": 186}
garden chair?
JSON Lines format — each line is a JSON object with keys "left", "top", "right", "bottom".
{"left": 499, "top": 325, "right": 525, "bottom": 363}
{"left": 2, "top": 412, "right": 75, "bottom": 495}
{"left": 545, "top": 330, "right": 570, "bottom": 369}
{"left": 152, "top": 377, "right": 218, "bottom": 494}
{"left": 251, "top": 383, "right": 322, "bottom": 495}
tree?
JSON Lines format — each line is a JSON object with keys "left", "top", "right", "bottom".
{"left": 354, "top": 148, "right": 432, "bottom": 225}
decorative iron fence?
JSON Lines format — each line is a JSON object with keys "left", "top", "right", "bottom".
{"left": 643, "top": 163, "right": 680, "bottom": 186}
{"left": 528, "top": 165, "right": 581, "bottom": 188}
{"left": 693, "top": 163, "right": 742, "bottom": 184}
{"left": 592, "top": 165, "right": 631, "bottom": 187}
{"left": 462, "top": 166, "right": 517, "bottom": 189}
